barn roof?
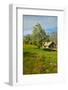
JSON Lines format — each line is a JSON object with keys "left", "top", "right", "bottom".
{"left": 44, "top": 41, "right": 56, "bottom": 47}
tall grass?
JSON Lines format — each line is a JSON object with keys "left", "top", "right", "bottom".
{"left": 23, "top": 44, "right": 57, "bottom": 74}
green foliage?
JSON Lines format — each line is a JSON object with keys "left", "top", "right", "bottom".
{"left": 49, "top": 32, "right": 57, "bottom": 44}
{"left": 24, "top": 34, "right": 32, "bottom": 44}
{"left": 45, "top": 35, "right": 50, "bottom": 42}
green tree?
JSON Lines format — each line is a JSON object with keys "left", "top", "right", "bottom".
{"left": 50, "top": 32, "right": 57, "bottom": 44}
{"left": 24, "top": 34, "right": 32, "bottom": 44}
{"left": 32, "top": 23, "right": 46, "bottom": 48}
{"left": 46, "top": 35, "right": 50, "bottom": 42}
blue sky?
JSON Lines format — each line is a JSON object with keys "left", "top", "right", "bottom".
{"left": 23, "top": 15, "right": 57, "bottom": 35}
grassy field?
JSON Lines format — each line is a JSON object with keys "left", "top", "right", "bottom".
{"left": 23, "top": 44, "right": 57, "bottom": 75}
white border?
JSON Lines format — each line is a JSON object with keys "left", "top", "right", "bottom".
{"left": 9, "top": 5, "right": 17, "bottom": 85}
{"left": 9, "top": 4, "right": 65, "bottom": 86}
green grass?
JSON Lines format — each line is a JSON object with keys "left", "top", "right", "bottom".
{"left": 23, "top": 44, "right": 57, "bottom": 75}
